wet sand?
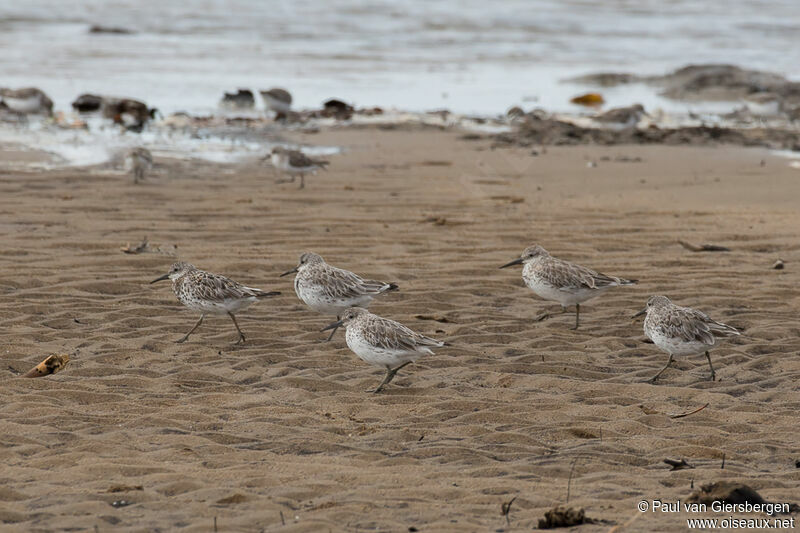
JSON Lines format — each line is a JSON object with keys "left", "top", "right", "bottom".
{"left": 1, "top": 126, "right": 799, "bottom": 531}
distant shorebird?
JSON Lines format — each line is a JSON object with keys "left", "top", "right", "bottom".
{"left": 0, "top": 87, "right": 53, "bottom": 115}
{"left": 151, "top": 262, "right": 280, "bottom": 344}
{"left": 260, "top": 88, "right": 292, "bottom": 119}
{"left": 321, "top": 307, "right": 445, "bottom": 393}
{"left": 633, "top": 295, "right": 740, "bottom": 382}
{"left": 126, "top": 147, "right": 152, "bottom": 184}
{"left": 102, "top": 97, "right": 158, "bottom": 132}
{"left": 592, "top": 104, "right": 647, "bottom": 131}
{"left": 269, "top": 147, "right": 329, "bottom": 189}
{"left": 281, "top": 252, "right": 398, "bottom": 341}
{"left": 500, "top": 245, "right": 637, "bottom": 329}
{"left": 221, "top": 89, "right": 255, "bottom": 109}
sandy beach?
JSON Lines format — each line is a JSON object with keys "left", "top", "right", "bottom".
{"left": 1, "top": 124, "right": 799, "bottom": 531}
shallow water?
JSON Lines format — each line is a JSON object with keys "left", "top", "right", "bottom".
{"left": 2, "top": 0, "right": 800, "bottom": 115}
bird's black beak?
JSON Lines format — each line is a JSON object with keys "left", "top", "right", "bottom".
{"left": 321, "top": 318, "right": 345, "bottom": 332}
{"left": 151, "top": 273, "right": 170, "bottom": 284}
{"left": 632, "top": 308, "right": 647, "bottom": 319}
{"left": 280, "top": 266, "right": 299, "bottom": 277}
{"left": 499, "top": 257, "right": 524, "bottom": 269}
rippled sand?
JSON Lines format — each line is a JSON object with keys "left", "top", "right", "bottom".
{"left": 1, "top": 127, "right": 798, "bottom": 531}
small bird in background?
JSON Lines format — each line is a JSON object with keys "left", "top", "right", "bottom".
{"left": 126, "top": 147, "right": 153, "bottom": 184}
{"left": 592, "top": 103, "right": 647, "bottom": 131}
{"left": 281, "top": 252, "right": 398, "bottom": 341}
{"left": 633, "top": 295, "right": 740, "bottom": 383}
{"left": 269, "top": 146, "right": 329, "bottom": 189}
{"left": 322, "top": 307, "right": 445, "bottom": 393}
{"left": 260, "top": 88, "right": 292, "bottom": 120}
{"left": 151, "top": 262, "right": 280, "bottom": 345}
{"left": 500, "top": 244, "right": 637, "bottom": 329}
{"left": 0, "top": 87, "right": 53, "bottom": 116}
{"left": 220, "top": 88, "right": 255, "bottom": 110}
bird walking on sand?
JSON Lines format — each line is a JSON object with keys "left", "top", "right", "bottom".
{"left": 281, "top": 252, "right": 398, "bottom": 341}
{"left": 500, "top": 245, "right": 637, "bottom": 329}
{"left": 126, "top": 147, "right": 152, "bottom": 184}
{"left": 633, "top": 295, "right": 740, "bottom": 383}
{"left": 269, "top": 147, "right": 329, "bottom": 189}
{"left": 322, "top": 307, "right": 445, "bottom": 393}
{"left": 151, "top": 262, "right": 280, "bottom": 344}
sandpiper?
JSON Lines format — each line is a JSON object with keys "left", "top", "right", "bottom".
{"left": 220, "top": 89, "right": 255, "bottom": 110}
{"left": 269, "top": 147, "right": 329, "bottom": 189}
{"left": 151, "top": 262, "right": 280, "bottom": 344}
{"left": 0, "top": 87, "right": 53, "bottom": 116}
{"left": 260, "top": 88, "right": 292, "bottom": 119}
{"left": 281, "top": 252, "right": 398, "bottom": 340}
{"left": 102, "top": 97, "right": 158, "bottom": 132}
{"left": 500, "top": 245, "right": 637, "bottom": 329}
{"left": 592, "top": 104, "right": 647, "bottom": 131}
{"left": 633, "top": 295, "right": 740, "bottom": 383}
{"left": 743, "top": 92, "right": 782, "bottom": 116}
{"left": 322, "top": 307, "right": 445, "bottom": 393}
{"left": 126, "top": 147, "right": 152, "bottom": 184}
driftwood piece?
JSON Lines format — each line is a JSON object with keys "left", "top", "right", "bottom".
{"left": 669, "top": 403, "right": 709, "bottom": 419}
{"left": 678, "top": 240, "right": 730, "bottom": 252}
{"left": 664, "top": 458, "right": 695, "bottom": 471}
{"left": 23, "top": 354, "right": 70, "bottom": 378}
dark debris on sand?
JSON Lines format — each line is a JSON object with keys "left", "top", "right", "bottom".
{"left": 537, "top": 505, "right": 605, "bottom": 529}
{"left": 492, "top": 113, "right": 800, "bottom": 151}
{"left": 687, "top": 481, "right": 800, "bottom": 515}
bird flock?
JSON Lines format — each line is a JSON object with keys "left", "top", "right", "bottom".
{"left": 151, "top": 246, "right": 740, "bottom": 393}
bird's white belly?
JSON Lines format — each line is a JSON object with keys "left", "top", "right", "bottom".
{"left": 647, "top": 328, "right": 712, "bottom": 356}
{"left": 523, "top": 275, "right": 601, "bottom": 307}
{"left": 263, "top": 95, "right": 291, "bottom": 113}
{"left": 180, "top": 295, "right": 255, "bottom": 315}
{"left": 296, "top": 283, "right": 373, "bottom": 315}
{"left": 346, "top": 329, "right": 420, "bottom": 368}
{"left": 3, "top": 96, "right": 43, "bottom": 113}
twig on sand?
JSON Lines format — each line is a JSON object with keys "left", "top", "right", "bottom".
{"left": 678, "top": 240, "right": 730, "bottom": 252}
{"left": 566, "top": 458, "right": 579, "bottom": 503}
{"left": 664, "top": 458, "right": 695, "bottom": 471}
{"left": 121, "top": 236, "right": 149, "bottom": 254}
{"left": 501, "top": 496, "right": 517, "bottom": 525}
{"left": 669, "top": 403, "right": 709, "bottom": 419}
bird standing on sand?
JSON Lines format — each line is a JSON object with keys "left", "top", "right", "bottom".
{"left": 322, "top": 307, "right": 445, "bottom": 393}
{"left": 151, "top": 262, "right": 280, "bottom": 344}
{"left": 592, "top": 104, "right": 647, "bottom": 131}
{"left": 126, "top": 147, "right": 153, "bottom": 184}
{"left": 633, "top": 295, "right": 740, "bottom": 382}
{"left": 260, "top": 88, "right": 292, "bottom": 120}
{"left": 500, "top": 245, "right": 637, "bottom": 329}
{"left": 281, "top": 252, "right": 398, "bottom": 340}
{"left": 269, "top": 147, "right": 329, "bottom": 189}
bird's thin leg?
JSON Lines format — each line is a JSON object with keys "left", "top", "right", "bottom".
{"left": 299, "top": 173, "right": 305, "bottom": 189}
{"left": 648, "top": 354, "right": 674, "bottom": 383}
{"left": 228, "top": 312, "right": 246, "bottom": 345}
{"left": 705, "top": 351, "right": 716, "bottom": 381}
{"left": 370, "top": 362, "right": 413, "bottom": 394}
{"left": 325, "top": 316, "right": 340, "bottom": 342}
{"left": 177, "top": 314, "right": 204, "bottom": 343}
{"left": 570, "top": 303, "right": 581, "bottom": 330}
